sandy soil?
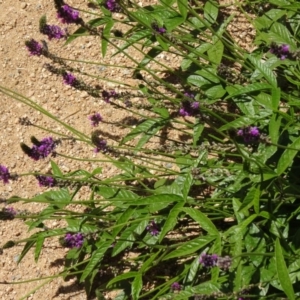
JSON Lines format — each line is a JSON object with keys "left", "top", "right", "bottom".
{"left": 0, "top": 0, "right": 254, "bottom": 299}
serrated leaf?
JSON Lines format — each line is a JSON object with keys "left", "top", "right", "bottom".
{"left": 269, "top": 22, "right": 296, "bottom": 49}
{"left": 239, "top": 186, "right": 260, "bottom": 212}
{"left": 112, "top": 208, "right": 135, "bottom": 238}
{"left": 131, "top": 274, "right": 142, "bottom": 300}
{"left": 205, "top": 84, "right": 226, "bottom": 99}
{"left": 80, "top": 241, "right": 112, "bottom": 282}
{"left": 271, "top": 87, "right": 280, "bottom": 110}
{"left": 112, "top": 224, "right": 137, "bottom": 256}
{"left": 248, "top": 55, "right": 277, "bottom": 87}
{"left": 18, "top": 239, "right": 36, "bottom": 264}
{"left": 275, "top": 239, "right": 295, "bottom": 299}
{"left": 207, "top": 40, "right": 223, "bottom": 65}
{"left": 276, "top": 136, "right": 300, "bottom": 175}
{"left": 163, "top": 236, "right": 216, "bottom": 260}
{"left": 159, "top": 202, "right": 185, "bottom": 242}
{"left": 185, "top": 255, "right": 201, "bottom": 283}
{"left": 193, "top": 122, "right": 203, "bottom": 147}
{"left": 182, "top": 207, "right": 218, "bottom": 235}
{"left": 225, "top": 83, "right": 272, "bottom": 100}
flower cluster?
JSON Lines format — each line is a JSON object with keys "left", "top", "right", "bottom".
{"left": 63, "top": 72, "right": 78, "bottom": 86}
{"left": 91, "top": 132, "right": 108, "bottom": 153}
{"left": 151, "top": 23, "right": 166, "bottom": 34}
{"left": 21, "top": 137, "right": 56, "bottom": 161}
{"left": 237, "top": 126, "right": 260, "bottom": 143}
{"left": 146, "top": 221, "right": 160, "bottom": 236}
{"left": 105, "top": 0, "right": 120, "bottom": 12}
{"left": 179, "top": 101, "right": 199, "bottom": 117}
{"left": 36, "top": 175, "right": 56, "bottom": 187}
{"left": 64, "top": 233, "right": 84, "bottom": 248}
{"left": 41, "top": 24, "right": 66, "bottom": 40}
{"left": 0, "top": 165, "right": 10, "bottom": 184}
{"left": 57, "top": 4, "right": 80, "bottom": 24}
{"left": 1, "top": 207, "right": 17, "bottom": 220}
{"left": 171, "top": 282, "right": 181, "bottom": 291}
{"left": 25, "top": 39, "right": 43, "bottom": 56}
{"left": 199, "top": 253, "right": 218, "bottom": 268}
{"left": 269, "top": 43, "right": 290, "bottom": 60}
{"left": 199, "top": 253, "right": 232, "bottom": 270}
{"left": 88, "top": 113, "right": 102, "bottom": 127}
{"left": 102, "top": 90, "right": 118, "bottom": 103}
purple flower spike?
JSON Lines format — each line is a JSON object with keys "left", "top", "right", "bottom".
{"left": 270, "top": 43, "right": 290, "bottom": 60}
{"left": 24, "top": 137, "right": 56, "bottom": 161}
{"left": 146, "top": 221, "right": 160, "bottom": 236}
{"left": 63, "top": 72, "right": 77, "bottom": 86}
{"left": 105, "top": 0, "right": 120, "bottom": 12}
{"left": 25, "top": 39, "right": 43, "bottom": 56}
{"left": 0, "top": 165, "right": 11, "bottom": 184}
{"left": 102, "top": 90, "right": 118, "bottom": 103}
{"left": 57, "top": 4, "right": 80, "bottom": 24}
{"left": 152, "top": 23, "right": 166, "bottom": 34}
{"left": 36, "top": 175, "right": 56, "bottom": 187}
{"left": 94, "top": 139, "right": 108, "bottom": 153}
{"left": 64, "top": 232, "right": 84, "bottom": 248}
{"left": 179, "top": 100, "right": 200, "bottom": 117}
{"left": 42, "top": 24, "right": 66, "bottom": 40}
{"left": 171, "top": 282, "right": 181, "bottom": 291}
{"left": 199, "top": 253, "right": 218, "bottom": 268}
{"left": 237, "top": 126, "right": 260, "bottom": 143}
{"left": 2, "top": 207, "right": 17, "bottom": 220}
{"left": 88, "top": 113, "right": 102, "bottom": 127}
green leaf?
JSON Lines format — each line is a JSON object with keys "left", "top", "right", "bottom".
{"left": 207, "top": 40, "right": 224, "bottom": 65}
{"left": 50, "top": 160, "right": 63, "bottom": 177}
{"left": 107, "top": 272, "right": 139, "bottom": 287}
{"left": 164, "top": 16, "right": 185, "bottom": 31}
{"left": 276, "top": 136, "right": 300, "bottom": 175}
{"left": 239, "top": 186, "right": 260, "bottom": 212}
{"left": 131, "top": 274, "right": 142, "bottom": 300}
{"left": 204, "top": 0, "right": 218, "bottom": 24}
{"left": 185, "top": 256, "right": 200, "bottom": 283}
{"left": 34, "top": 235, "right": 45, "bottom": 262}
{"left": 102, "top": 20, "right": 114, "bottom": 57}
{"left": 271, "top": 87, "right": 281, "bottom": 111}
{"left": 248, "top": 55, "right": 277, "bottom": 87}
{"left": 112, "top": 207, "right": 136, "bottom": 238}
{"left": 177, "top": 0, "right": 188, "bottom": 19}
{"left": 269, "top": 22, "right": 296, "bottom": 49}
{"left": 225, "top": 83, "right": 272, "bottom": 100}
{"left": 18, "top": 239, "right": 36, "bottom": 264}
{"left": 159, "top": 202, "right": 185, "bottom": 242}
{"left": 120, "top": 118, "right": 162, "bottom": 145}
{"left": 64, "top": 27, "right": 88, "bottom": 45}
{"left": 163, "top": 236, "right": 216, "bottom": 260}
{"left": 193, "top": 122, "right": 204, "bottom": 147}
{"left": 205, "top": 84, "right": 226, "bottom": 99}
{"left": 181, "top": 207, "right": 219, "bottom": 235}
{"left": 80, "top": 241, "right": 112, "bottom": 282}
{"left": 275, "top": 239, "right": 295, "bottom": 299}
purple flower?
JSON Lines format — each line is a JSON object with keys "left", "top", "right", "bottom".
{"left": 102, "top": 90, "right": 117, "bottom": 103}
{"left": 0, "top": 165, "right": 10, "bottom": 184}
{"left": 64, "top": 232, "right": 84, "bottom": 248}
{"left": 2, "top": 207, "right": 16, "bottom": 219}
{"left": 94, "top": 139, "right": 108, "bottom": 153}
{"left": 63, "top": 72, "right": 77, "bottom": 86}
{"left": 152, "top": 23, "right": 166, "bottom": 34}
{"left": 171, "top": 282, "right": 181, "bottom": 291}
{"left": 199, "top": 253, "right": 218, "bottom": 268}
{"left": 105, "top": 0, "right": 120, "bottom": 12}
{"left": 36, "top": 175, "right": 56, "bottom": 187}
{"left": 179, "top": 101, "right": 200, "bottom": 117}
{"left": 41, "top": 24, "right": 66, "bottom": 40}
{"left": 25, "top": 39, "right": 43, "bottom": 56}
{"left": 88, "top": 113, "right": 102, "bottom": 127}
{"left": 270, "top": 43, "right": 290, "bottom": 60}
{"left": 22, "top": 137, "right": 56, "bottom": 161}
{"left": 57, "top": 4, "right": 80, "bottom": 24}
{"left": 146, "top": 221, "right": 160, "bottom": 236}
{"left": 184, "top": 92, "right": 194, "bottom": 98}
{"left": 237, "top": 126, "right": 260, "bottom": 143}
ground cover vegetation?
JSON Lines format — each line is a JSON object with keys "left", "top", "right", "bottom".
{"left": 1, "top": 0, "right": 300, "bottom": 299}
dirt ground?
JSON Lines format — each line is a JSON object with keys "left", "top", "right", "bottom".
{"left": 0, "top": 0, "right": 254, "bottom": 299}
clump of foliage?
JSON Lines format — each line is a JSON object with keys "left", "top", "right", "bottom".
{"left": 1, "top": 0, "right": 300, "bottom": 299}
